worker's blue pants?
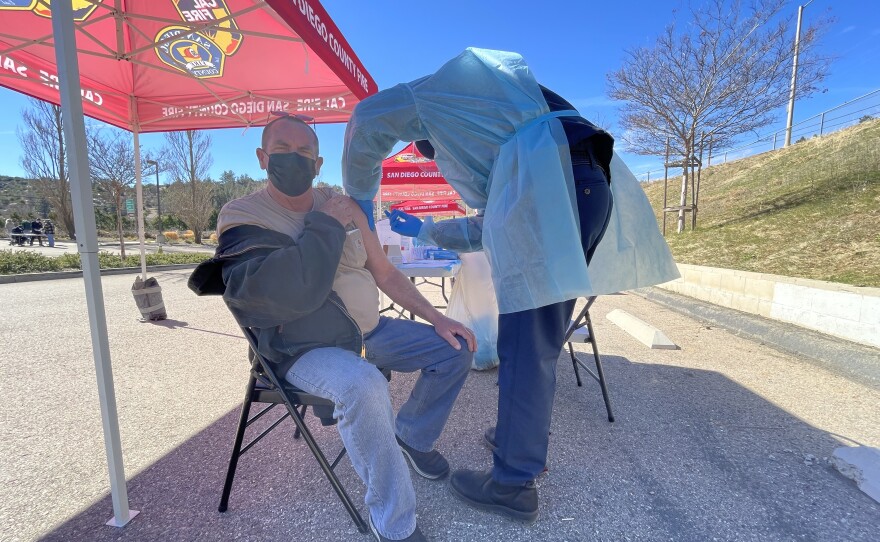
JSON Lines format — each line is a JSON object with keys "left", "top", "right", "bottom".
{"left": 492, "top": 158, "right": 612, "bottom": 485}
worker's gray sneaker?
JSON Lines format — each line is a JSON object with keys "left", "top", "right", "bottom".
{"left": 396, "top": 435, "right": 450, "bottom": 480}
{"left": 369, "top": 514, "right": 427, "bottom": 542}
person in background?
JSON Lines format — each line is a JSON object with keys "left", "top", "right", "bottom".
{"left": 342, "top": 48, "right": 678, "bottom": 524}
{"left": 43, "top": 220, "right": 55, "bottom": 248}
{"left": 30, "top": 218, "right": 43, "bottom": 246}
{"left": 10, "top": 224, "right": 26, "bottom": 246}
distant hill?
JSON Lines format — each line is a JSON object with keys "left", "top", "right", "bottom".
{"left": 0, "top": 174, "right": 162, "bottom": 224}
{"left": 641, "top": 118, "right": 880, "bottom": 287}
{"left": 0, "top": 175, "right": 40, "bottom": 219}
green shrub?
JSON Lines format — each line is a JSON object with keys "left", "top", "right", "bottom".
{"left": 0, "top": 250, "right": 209, "bottom": 275}
{"left": 0, "top": 251, "right": 67, "bottom": 274}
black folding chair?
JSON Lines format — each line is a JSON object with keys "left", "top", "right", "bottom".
{"left": 219, "top": 326, "right": 388, "bottom": 534}
{"left": 564, "top": 296, "right": 615, "bottom": 422}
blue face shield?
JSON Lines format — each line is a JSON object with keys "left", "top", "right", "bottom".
{"left": 267, "top": 151, "right": 316, "bottom": 197}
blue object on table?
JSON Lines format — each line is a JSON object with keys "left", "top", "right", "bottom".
{"left": 425, "top": 249, "right": 459, "bottom": 260}
{"left": 353, "top": 198, "right": 375, "bottom": 230}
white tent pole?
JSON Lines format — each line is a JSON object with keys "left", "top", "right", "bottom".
{"left": 133, "top": 128, "right": 147, "bottom": 280}
{"left": 377, "top": 185, "right": 382, "bottom": 222}
{"left": 51, "top": 0, "right": 137, "bottom": 528}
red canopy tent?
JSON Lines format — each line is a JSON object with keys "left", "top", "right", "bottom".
{"left": 0, "top": 0, "right": 373, "bottom": 527}
{"left": 376, "top": 142, "right": 459, "bottom": 203}
{"left": 0, "top": 0, "right": 373, "bottom": 130}
{"left": 390, "top": 200, "right": 465, "bottom": 216}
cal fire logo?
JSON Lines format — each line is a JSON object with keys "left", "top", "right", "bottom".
{"left": 172, "top": 0, "right": 242, "bottom": 55}
{"left": 156, "top": 0, "right": 242, "bottom": 79}
{"left": 394, "top": 153, "right": 432, "bottom": 164}
{"left": 0, "top": 0, "right": 104, "bottom": 22}
{"left": 156, "top": 26, "right": 225, "bottom": 79}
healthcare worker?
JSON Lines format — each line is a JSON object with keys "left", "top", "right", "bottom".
{"left": 342, "top": 48, "right": 678, "bottom": 523}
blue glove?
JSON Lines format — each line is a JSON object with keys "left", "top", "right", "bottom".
{"left": 353, "top": 198, "right": 375, "bottom": 231}
{"left": 385, "top": 210, "right": 423, "bottom": 238}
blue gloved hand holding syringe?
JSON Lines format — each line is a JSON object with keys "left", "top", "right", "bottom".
{"left": 385, "top": 209, "right": 423, "bottom": 237}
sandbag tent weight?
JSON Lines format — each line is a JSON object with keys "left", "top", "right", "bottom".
{"left": 131, "top": 276, "right": 167, "bottom": 321}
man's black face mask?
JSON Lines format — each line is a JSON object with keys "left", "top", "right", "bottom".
{"left": 267, "top": 151, "right": 316, "bottom": 197}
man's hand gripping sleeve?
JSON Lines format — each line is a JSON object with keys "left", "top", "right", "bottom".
{"left": 222, "top": 213, "right": 346, "bottom": 324}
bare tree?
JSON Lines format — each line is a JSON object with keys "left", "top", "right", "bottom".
{"left": 88, "top": 128, "right": 137, "bottom": 257}
{"left": 17, "top": 99, "right": 75, "bottom": 236}
{"left": 607, "top": 0, "right": 830, "bottom": 232}
{"left": 584, "top": 111, "right": 614, "bottom": 133}
{"left": 162, "top": 130, "right": 214, "bottom": 243}
{"left": 163, "top": 179, "right": 215, "bottom": 242}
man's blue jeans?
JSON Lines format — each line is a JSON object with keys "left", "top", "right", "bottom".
{"left": 285, "top": 316, "right": 471, "bottom": 540}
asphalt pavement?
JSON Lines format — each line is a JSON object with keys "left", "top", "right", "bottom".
{"left": 1, "top": 270, "right": 878, "bottom": 541}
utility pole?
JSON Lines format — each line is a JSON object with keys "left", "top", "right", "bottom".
{"left": 785, "top": 0, "right": 813, "bottom": 147}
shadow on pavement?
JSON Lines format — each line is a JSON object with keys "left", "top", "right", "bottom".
{"left": 38, "top": 355, "right": 880, "bottom": 542}
{"left": 147, "top": 319, "right": 243, "bottom": 340}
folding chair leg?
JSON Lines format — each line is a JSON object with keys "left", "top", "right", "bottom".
{"left": 284, "top": 403, "right": 369, "bottom": 534}
{"left": 586, "top": 315, "right": 615, "bottom": 423}
{"left": 566, "top": 298, "right": 615, "bottom": 423}
{"left": 568, "top": 342, "right": 583, "bottom": 387}
{"left": 565, "top": 302, "right": 591, "bottom": 387}
{"left": 218, "top": 374, "right": 258, "bottom": 513}
{"left": 329, "top": 446, "right": 348, "bottom": 471}
{"left": 292, "top": 405, "right": 307, "bottom": 440}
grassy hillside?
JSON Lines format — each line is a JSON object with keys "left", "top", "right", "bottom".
{"left": 0, "top": 176, "right": 37, "bottom": 217}
{"left": 641, "top": 118, "right": 880, "bottom": 287}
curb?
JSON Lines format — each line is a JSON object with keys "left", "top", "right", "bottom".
{"left": 0, "top": 263, "right": 200, "bottom": 285}
{"left": 634, "top": 286, "right": 880, "bottom": 391}
{"left": 606, "top": 308, "right": 679, "bottom": 349}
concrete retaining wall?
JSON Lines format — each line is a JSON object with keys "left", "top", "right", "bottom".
{"left": 658, "top": 264, "right": 880, "bottom": 349}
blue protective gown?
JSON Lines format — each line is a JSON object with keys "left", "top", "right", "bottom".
{"left": 343, "top": 48, "right": 678, "bottom": 313}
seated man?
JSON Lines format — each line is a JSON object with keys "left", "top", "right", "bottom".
{"left": 30, "top": 219, "right": 43, "bottom": 246}
{"left": 190, "top": 115, "right": 474, "bottom": 542}
{"left": 10, "top": 225, "right": 25, "bottom": 246}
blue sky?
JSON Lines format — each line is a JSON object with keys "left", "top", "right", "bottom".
{"left": 0, "top": 0, "right": 878, "bottom": 185}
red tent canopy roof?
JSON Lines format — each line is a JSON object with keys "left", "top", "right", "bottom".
{"left": 377, "top": 185, "right": 460, "bottom": 202}
{"left": 390, "top": 200, "right": 465, "bottom": 216}
{"left": 0, "top": 0, "right": 375, "bottom": 132}
{"left": 381, "top": 142, "right": 448, "bottom": 186}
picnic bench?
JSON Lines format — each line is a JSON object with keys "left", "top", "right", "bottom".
{"left": 9, "top": 232, "right": 47, "bottom": 246}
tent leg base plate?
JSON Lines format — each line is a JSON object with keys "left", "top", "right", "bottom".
{"left": 106, "top": 509, "right": 139, "bottom": 528}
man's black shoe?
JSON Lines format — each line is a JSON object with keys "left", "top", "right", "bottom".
{"left": 448, "top": 469, "right": 538, "bottom": 523}
{"left": 369, "top": 514, "right": 427, "bottom": 542}
{"left": 396, "top": 435, "right": 449, "bottom": 480}
{"left": 484, "top": 426, "right": 497, "bottom": 450}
